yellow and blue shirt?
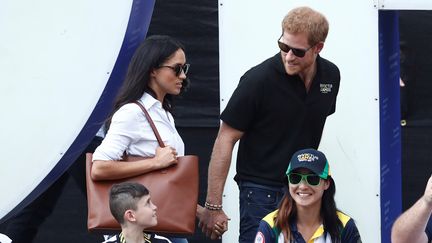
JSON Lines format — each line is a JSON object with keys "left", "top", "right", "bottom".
{"left": 103, "top": 232, "right": 171, "bottom": 243}
{"left": 255, "top": 210, "right": 361, "bottom": 243}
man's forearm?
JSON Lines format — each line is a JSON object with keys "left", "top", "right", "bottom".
{"left": 392, "top": 196, "right": 432, "bottom": 243}
{"left": 206, "top": 136, "right": 234, "bottom": 204}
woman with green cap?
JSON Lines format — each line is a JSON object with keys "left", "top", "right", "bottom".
{"left": 254, "top": 148, "right": 362, "bottom": 243}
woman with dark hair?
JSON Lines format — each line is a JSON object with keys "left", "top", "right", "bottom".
{"left": 254, "top": 148, "right": 362, "bottom": 243}
{"left": 91, "top": 35, "right": 191, "bottom": 243}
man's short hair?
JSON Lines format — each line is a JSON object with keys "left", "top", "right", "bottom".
{"left": 282, "top": 6, "right": 329, "bottom": 46}
{"left": 109, "top": 182, "right": 149, "bottom": 224}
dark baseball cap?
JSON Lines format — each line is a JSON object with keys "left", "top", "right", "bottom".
{"left": 286, "top": 148, "right": 331, "bottom": 179}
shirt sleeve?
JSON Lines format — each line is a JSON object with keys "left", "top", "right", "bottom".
{"left": 322, "top": 57, "right": 340, "bottom": 117}
{"left": 328, "top": 101, "right": 336, "bottom": 116}
{"left": 255, "top": 220, "right": 276, "bottom": 243}
{"left": 341, "top": 218, "right": 362, "bottom": 243}
{"left": 220, "top": 71, "right": 264, "bottom": 132}
{"left": 328, "top": 73, "right": 340, "bottom": 116}
{"left": 92, "top": 104, "right": 143, "bottom": 161}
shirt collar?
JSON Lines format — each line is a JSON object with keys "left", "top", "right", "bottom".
{"left": 139, "top": 92, "right": 162, "bottom": 110}
{"left": 273, "top": 53, "right": 323, "bottom": 79}
{"left": 309, "top": 225, "right": 326, "bottom": 242}
{"left": 289, "top": 219, "right": 326, "bottom": 243}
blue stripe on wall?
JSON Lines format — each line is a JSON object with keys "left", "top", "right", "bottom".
{"left": 379, "top": 10, "right": 402, "bottom": 243}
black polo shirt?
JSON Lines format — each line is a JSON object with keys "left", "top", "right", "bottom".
{"left": 221, "top": 53, "right": 340, "bottom": 186}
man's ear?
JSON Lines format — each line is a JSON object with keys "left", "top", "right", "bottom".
{"left": 124, "top": 209, "right": 136, "bottom": 222}
{"left": 315, "top": 42, "right": 324, "bottom": 54}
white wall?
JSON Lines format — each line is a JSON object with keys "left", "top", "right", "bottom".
{"left": 377, "top": 0, "right": 432, "bottom": 10}
{"left": 0, "top": 0, "right": 132, "bottom": 219}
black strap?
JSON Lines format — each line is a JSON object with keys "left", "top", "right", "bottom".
{"left": 133, "top": 101, "right": 165, "bottom": 148}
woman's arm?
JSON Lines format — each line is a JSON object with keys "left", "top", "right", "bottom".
{"left": 91, "top": 146, "right": 178, "bottom": 181}
{"left": 92, "top": 103, "right": 180, "bottom": 180}
{"left": 254, "top": 220, "right": 277, "bottom": 243}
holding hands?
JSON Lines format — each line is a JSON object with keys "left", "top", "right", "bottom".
{"left": 197, "top": 205, "right": 229, "bottom": 239}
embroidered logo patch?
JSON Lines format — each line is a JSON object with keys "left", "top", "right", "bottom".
{"left": 320, "top": 83, "right": 333, "bottom": 94}
{"left": 297, "top": 153, "right": 319, "bottom": 162}
{"left": 254, "top": 232, "right": 265, "bottom": 243}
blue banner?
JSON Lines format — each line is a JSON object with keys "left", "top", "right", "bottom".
{"left": 379, "top": 10, "right": 402, "bottom": 243}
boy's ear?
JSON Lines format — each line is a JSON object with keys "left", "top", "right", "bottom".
{"left": 124, "top": 209, "right": 136, "bottom": 222}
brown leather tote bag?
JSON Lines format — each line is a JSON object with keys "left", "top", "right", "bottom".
{"left": 85, "top": 101, "right": 199, "bottom": 234}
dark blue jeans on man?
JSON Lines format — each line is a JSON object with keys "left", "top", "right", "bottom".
{"left": 238, "top": 181, "right": 286, "bottom": 243}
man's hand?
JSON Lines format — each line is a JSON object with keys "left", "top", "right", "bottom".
{"left": 213, "top": 221, "right": 228, "bottom": 240}
{"left": 391, "top": 174, "right": 432, "bottom": 243}
{"left": 197, "top": 205, "right": 230, "bottom": 239}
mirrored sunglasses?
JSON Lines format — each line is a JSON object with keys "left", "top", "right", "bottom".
{"left": 288, "top": 173, "right": 321, "bottom": 186}
{"left": 277, "top": 41, "right": 313, "bottom": 58}
{"left": 159, "top": 63, "right": 190, "bottom": 76}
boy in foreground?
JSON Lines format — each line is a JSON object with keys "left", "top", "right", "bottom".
{"left": 107, "top": 182, "right": 171, "bottom": 243}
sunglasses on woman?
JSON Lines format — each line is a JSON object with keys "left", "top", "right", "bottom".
{"left": 159, "top": 63, "right": 190, "bottom": 76}
{"left": 288, "top": 173, "right": 321, "bottom": 186}
{"left": 277, "top": 39, "right": 314, "bottom": 58}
